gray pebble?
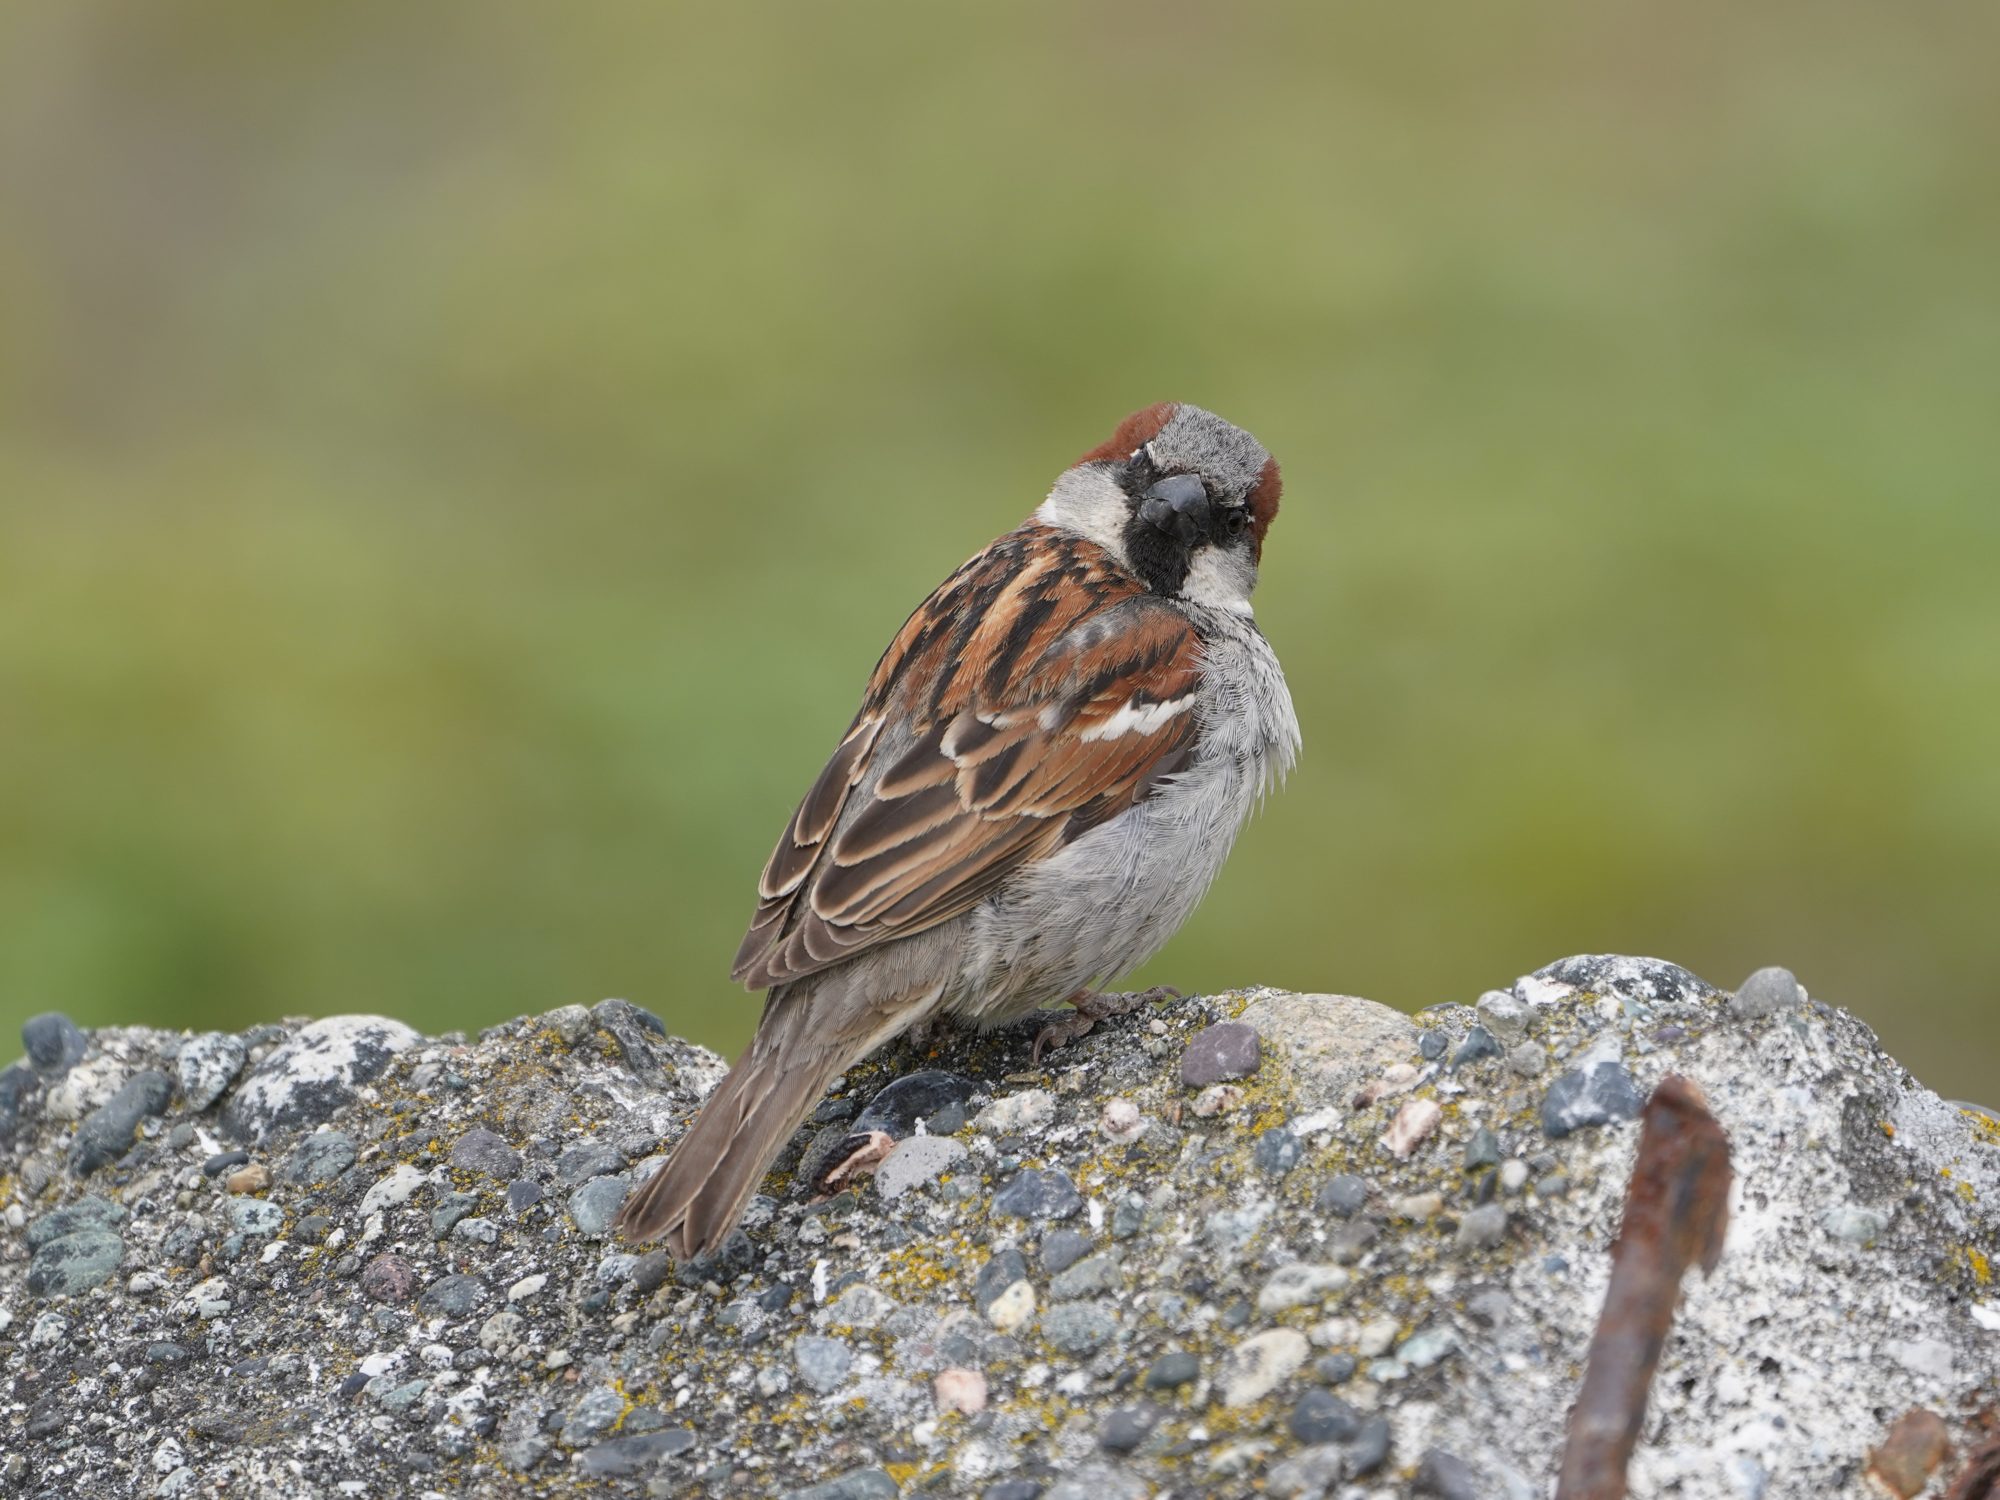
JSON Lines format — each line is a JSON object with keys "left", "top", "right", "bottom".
{"left": 567, "top": 1175, "right": 632, "bottom": 1237}
{"left": 577, "top": 1428, "right": 695, "bottom": 1477}
{"left": 1041, "top": 1300, "right": 1117, "bottom": 1356}
{"left": 1537, "top": 1172, "right": 1571, "bottom": 1198}
{"left": 454, "top": 1216, "right": 500, "bottom": 1245}
{"left": 630, "top": 1249, "right": 671, "bottom": 1294}
{"left": 1313, "top": 1352, "right": 1357, "bottom": 1385}
{"left": 992, "top": 1167, "right": 1082, "bottom": 1221}
{"left": 224, "top": 1016, "right": 421, "bottom": 1142}
{"left": 561, "top": 1385, "right": 626, "bottom": 1445}
{"left": 1144, "top": 1350, "right": 1199, "bottom": 1389}
{"left": 557, "top": 1141, "right": 627, "bottom": 1186}
{"left": 1414, "top": 1448, "right": 1483, "bottom": 1499}
{"left": 229, "top": 1198, "right": 283, "bottom": 1237}
{"left": 26, "top": 1229, "right": 124, "bottom": 1297}
{"left": 71, "top": 1069, "right": 173, "bottom": 1174}
{"left": 875, "top": 1134, "right": 968, "bottom": 1200}
{"left": 1732, "top": 966, "right": 1801, "bottom": 1019}
{"left": 974, "top": 1248, "right": 1030, "bottom": 1313}
{"left": 1254, "top": 1126, "right": 1302, "bottom": 1175}
{"left": 420, "top": 1274, "right": 490, "bottom": 1318}
{"left": 1457, "top": 1203, "right": 1509, "bottom": 1250}
{"left": 1451, "top": 1025, "right": 1503, "bottom": 1070}
{"left": 1111, "top": 1196, "right": 1146, "bottom": 1240}
{"left": 507, "top": 1179, "right": 543, "bottom": 1214}
{"left": 1418, "top": 1030, "right": 1449, "bottom": 1060}
{"left": 281, "top": 1131, "right": 357, "bottom": 1185}
{"left": 782, "top": 1467, "right": 900, "bottom": 1500}
{"left": 1349, "top": 1415, "right": 1394, "bottom": 1476}
{"left": 432, "top": 1191, "right": 478, "bottom": 1238}
{"left": 1508, "top": 1042, "right": 1548, "bottom": 1078}
{"left": 1288, "top": 1388, "right": 1361, "bottom": 1445}
{"left": 1542, "top": 1059, "right": 1642, "bottom": 1138}
{"left": 1179, "top": 1022, "right": 1262, "bottom": 1086}
{"left": 23, "top": 1013, "right": 88, "bottom": 1074}
{"left": 793, "top": 1334, "right": 853, "bottom": 1393}
{"left": 1316, "top": 1174, "right": 1368, "bottom": 1218}
{"left": 451, "top": 1127, "right": 523, "bottom": 1180}
{"left": 175, "top": 1032, "right": 247, "bottom": 1111}
{"left": 1475, "top": 989, "right": 1532, "bottom": 1041}
{"left": 1048, "top": 1251, "right": 1120, "bottom": 1300}
{"left": 1040, "top": 1228, "right": 1092, "bottom": 1274}
{"left": 1098, "top": 1401, "right": 1165, "bottom": 1453}
{"left": 203, "top": 1150, "right": 250, "bottom": 1177}
{"left": 1464, "top": 1127, "right": 1502, "bottom": 1170}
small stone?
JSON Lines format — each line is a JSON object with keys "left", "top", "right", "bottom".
{"left": 1381, "top": 1097, "right": 1443, "bottom": 1158}
{"left": 1049, "top": 1252, "right": 1121, "bottom": 1300}
{"left": 361, "top": 1253, "right": 417, "bottom": 1304}
{"left": 1886, "top": 1338, "right": 1954, "bottom": 1383}
{"left": 1823, "top": 1204, "right": 1889, "bottom": 1245}
{"left": 1220, "top": 1327, "right": 1309, "bottom": 1406}
{"left": 630, "top": 1250, "right": 670, "bottom": 1294}
{"left": 875, "top": 1134, "right": 968, "bottom": 1200}
{"left": 561, "top": 1385, "right": 626, "bottom": 1445}
{"left": 974, "top": 1247, "right": 1030, "bottom": 1312}
{"left": 1463, "top": 1127, "right": 1502, "bottom": 1170}
{"left": 70, "top": 1069, "right": 173, "bottom": 1174}
{"left": 1041, "top": 1300, "right": 1117, "bottom": 1356}
{"left": 1499, "top": 1159, "right": 1530, "bottom": 1195}
{"left": 1414, "top": 1448, "right": 1483, "bottom": 1499}
{"left": 1329, "top": 1220, "right": 1378, "bottom": 1264}
{"left": 1098, "top": 1098, "right": 1145, "bottom": 1142}
{"left": 1099, "top": 1402, "right": 1165, "bottom": 1453}
{"left": 1457, "top": 1203, "right": 1508, "bottom": 1250}
{"left": 1313, "top": 1352, "right": 1358, "bottom": 1384}
{"left": 1418, "top": 1030, "right": 1449, "bottom": 1061}
{"left": 975, "top": 1089, "right": 1056, "bottom": 1133}
{"left": 1541, "top": 1060, "right": 1643, "bottom": 1138}
{"left": 1537, "top": 1172, "right": 1571, "bottom": 1198}
{"left": 1040, "top": 1228, "right": 1091, "bottom": 1274}
{"left": 568, "top": 1174, "right": 632, "bottom": 1237}
{"left": 542, "top": 1004, "right": 594, "bottom": 1045}
{"left": 228, "top": 1198, "right": 283, "bottom": 1236}
{"left": 1111, "top": 1196, "right": 1147, "bottom": 1240}
{"left": 359, "top": 1164, "right": 425, "bottom": 1217}
{"left": 175, "top": 1032, "right": 246, "bottom": 1110}
{"left": 1190, "top": 1084, "right": 1245, "bottom": 1117}
{"left": 432, "top": 1191, "right": 478, "bottom": 1238}
{"left": 507, "top": 1179, "right": 543, "bottom": 1214}
{"left": 1288, "top": 1388, "right": 1360, "bottom": 1445}
{"left": 992, "top": 1167, "right": 1082, "bottom": 1221}
{"left": 1391, "top": 1191, "right": 1444, "bottom": 1222}
{"left": 1256, "top": 1262, "right": 1349, "bottom": 1314}
{"left": 1731, "top": 966, "right": 1801, "bottom": 1019}
{"left": 932, "top": 1367, "right": 987, "bottom": 1415}
{"left": 556, "top": 1141, "right": 627, "bottom": 1186}
{"left": 1349, "top": 1416, "right": 1394, "bottom": 1476}
{"left": 793, "top": 1334, "right": 853, "bottom": 1393}
{"left": 1397, "top": 1325, "right": 1458, "bottom": 1369}
{"left": 225, "top": 1163, "right": 272, "bottom": 1195}
{"left": 281, "top": 1130, "right": 357, "bottom": 1185}
{"left": 1450, "top": 1026, "right": 1502, "bottom": 1070}
{"left": 23, "top": 1013, "right": 88, "bottom": 1073}
{"left": 1475, "top": 990, "right": 1531, "bottom": 1041}
{"left": 1316, "top": 1174, "right": 1368, "bottom": 1218}
{"left": 855, "top": 1070, "right": 976, "bottom": 1138}
{"left": 577, "top": 1428, "right": 696, "bottom": 1477}
{"left": 1145, "top": 1351, "right": 1199, "bottom": 1389}
{"left": 782, "top": 1468, "right": 900, "bottom": 1500}
{"left": 420, "top": 1274, "right": 489, "bottom": 1318}
{"left": 202, "top": 1150, "right": 249, "bottom": 1176}
{"left": 508, "top": 1273, "right": 547, "bottom": 1302}
{"left": 1254, "top": 1126, "right": 1303, "bottom": 1175}
{"left": 26, "top": 1195, "right": 127, "bottom": 1249}
{"left": 984, "top": 1279, "right": 1035, "bottom": 1332}
{"left": 1180, "top": 1022, "right": 1262, "bottom": 1086}
{"left": 224, "top": 1015, "right": 421, "bottom": 1141}
{"left": 26, "top": 1229, "right": 124, "bottom": 1296}
{"left": 1357, "top": 1317, "right": 1399, "bottom": 1356}
{"left": 1867, "top": 1408, "right": 1952, "bottom": 1499}
{"left": 450, "top": 1127, "right": 523, "bottom": 1180}
{"left": 1508, "top": 1042, "right": 1548, "bottom": 1078}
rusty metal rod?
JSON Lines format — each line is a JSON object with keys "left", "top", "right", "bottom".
{"left": 1555, "top": 1074, "right": 1733, "bottom": 1500}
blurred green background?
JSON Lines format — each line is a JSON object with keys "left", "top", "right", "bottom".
{"left": 2, "top": 2, "right": 1996, "bottom": 1099}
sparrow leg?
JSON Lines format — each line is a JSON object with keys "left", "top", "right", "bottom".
{"left": 817, "top": 1130, "right": 897, "bottom": 1193}
{"left": 1031, "top": 986, "right": 1181, "bottom": 1066}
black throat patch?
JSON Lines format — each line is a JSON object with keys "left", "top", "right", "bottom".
{"left": 1120, "top": 512, "right": 1191, "bottom": 596}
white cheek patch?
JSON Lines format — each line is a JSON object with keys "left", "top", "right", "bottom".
{"left": 1079, "top": 694, "right": 1196, "bottom": 742}
{"left": 1035, "top": 468, "right": 1131, "bottom": 567}
{"left": 1178, "top": 547, "right": 1257, "bottom": 615}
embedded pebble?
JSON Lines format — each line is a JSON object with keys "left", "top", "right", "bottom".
{"left": 1040, "top": 1228, "right": 1092, "bottom": 1274}
{"left": 1475, "top": 990, "right": 1532, "bottom": 1041}
{"left": 1508, "top": 1042, "right": 1548, "bottom": 1078}
{"left": 282, "top": 1131, "right": 357, "bottom": 1185}
{"left": 932, "top": 1367, "right": 987, "bottom": 1415}
{"left": 1179, "top": 1022, "right": 1262, "bottom": 1086}
{"left": 1190, "top": 1083, "right": 1246, "bottom": 1117}
{"left": 360, "top": 1253, "right": 416, "bottom": 1304}
{"left": 854, "top": 1070, "right": 976, "bottom": 1138}
{"left": 225, "top": 1162, "right": 272, "bottom": 1194}
{"left": 1457, "top": 1203, "right": 1509, "bottom": 1250}
{"left": 577, "top": 1428, "right": 696, "bottom": 1477}
{"left": 1145, "top": 1351, "right": 1200, "bottom": 1389}
{"left": 1049, "top": 1252, "right": 1121, "bottom": 1300}
{"left": 1541, "top": 1059, "right": 1643, "bottom": 1138}
{"left": 23, "top": 1013, "right": 89, "bottom": 1074}
{"left": 449, "top": 1127, "right": 523, "bottom": 1180}
{"left": 992, "top": 1166, "right": 1082, "bottom": 1221}
{"left": 1254, "top": 1125, "right": 1303, "bottom": 1175}
{"left": 975, "top": 1089, "right": 1056, "bottom": 1133}
{"left": 1732, "top": 965, "right": 1802, "bottom": 1019}
{"left": 793, "top": 1334, "right": 853, "bottom": 1393}
{"left": 1098, "top": 1098, "right": 1145, "bottom": 1142}
{"left": 1257, "top": 1262, "right": 1349, "bottom": 1314}
{"left": 359, "top": 1165, "right": 426, "bottom": 1218}
{"left": 1381, "top": 1097, "right": 1443, "bottom": 1157}
{"left": 71, "top": 1069, "right": 173, "bottom": 1174}
{"left": 1289, "top": 1388, "right": 1361, "bottom": 1444}
{"left": 567, "top": 1175, "right": 632, "bottom": 1237}
{"left": 1042, "top": 1301, "right": 1117, "bottom": 1356}
{"left": 1316, "top": 1174, "right": 1368, "bottom": 1218}
{"left": 174, "top": 1032, "right": 246, "bottom": 1110}
{"left": 874, "top": 1134, "right": 968, "bottom": 1200}
{"left": 1450, "top": 1025, "right": 1503, "bottom": 1070}
{"left": 1221, "top": 1328, "right": 1309, "bottom": 1406}
{"left": 224, "top": 1016, "right": 422, "bottom": 1141}
{"left": 1499, "top": 1159, "right": 1530, "bottom": 1195}
{"left": 1099, "top": 1402, "right": 1165, "bottom": 1453}
{"left": 26, "top": 1229, "right": 124, "bottom": 1296}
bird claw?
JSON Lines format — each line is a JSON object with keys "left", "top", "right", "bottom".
{"left": 818, "top": 1129, "right": 896, "bottom": 1193}
{"left": 1031, "top": 985, "right": 1181, "bottom": 1066}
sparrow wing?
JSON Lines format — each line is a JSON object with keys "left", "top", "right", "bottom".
{"left": 730, "top": 525, "right": 1203, "bottom": 991}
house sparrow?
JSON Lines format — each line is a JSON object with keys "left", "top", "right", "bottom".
{"left": 615, "top": 402, "right": 1300, "bottom": 1258}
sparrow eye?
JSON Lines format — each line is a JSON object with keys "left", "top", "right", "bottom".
{"left": 1223, "top": 507, "right": 1249, "bottom": 537}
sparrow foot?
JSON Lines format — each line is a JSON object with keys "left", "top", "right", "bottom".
{"left": 818, "top": 1129, "right": 896, "bottom": 1193}
{"left": 1031, "top": 985, "right": 1181, "bottom": 1066}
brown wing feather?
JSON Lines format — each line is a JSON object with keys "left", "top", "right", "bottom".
{"left": 730, "top": 524, "right": 1204, "bottom": 992}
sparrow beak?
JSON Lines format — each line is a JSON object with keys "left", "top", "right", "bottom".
{"left": 1138, "top": 474, "right": 1212, "bottom": 547}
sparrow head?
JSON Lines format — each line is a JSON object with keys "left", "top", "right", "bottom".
{"left": 1039, "top": 403, "right": 1281, "bottom": 610}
